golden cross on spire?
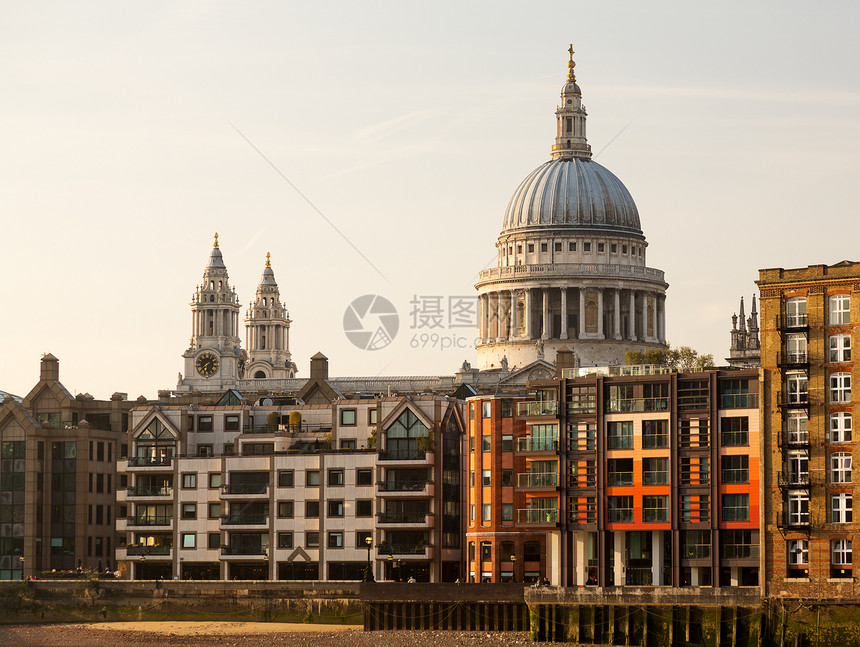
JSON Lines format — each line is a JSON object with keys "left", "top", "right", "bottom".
{"left": 266, "top": 251, "right": 271, "bottom": 268}
{"left": 213, "top": 232, "right": 219, "bottom": 249}
{"left": 567, "top": 44, "right": 576, "bottom": 82}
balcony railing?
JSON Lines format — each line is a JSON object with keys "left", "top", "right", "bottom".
{"left": 517, "top": 507, "right": 559, "bottom": 524}
{"left": 128, "top": 486, "right": 172, "bottom": 497}
{"left": 606, "top": 398, "right": 668, "bottom": 413}
{"left": 379, "top": 449, "right": 427, "bottom": 461}
{"left": 720, "top": 393, "right": 759, "bottom": 409}
{"left": 643, "top": 472, "right": 669, "bottom": 486}
{"left": 568, "top": 432, "right": 596, "bottom": 452}
{"left": 778, "top": 472, "right": 811, "bottom": 488}
{"left": 517, "top": 401, "right": 558, "bottom": 417}
{"left": 221, "top": 513, "right": 268, "bottom": 525}
{"left": 128, "top": 456, "right": 173, "bottom": 467}
{"left": 379, "top": 544, "right": 430, "bottom": 556}
{"left": 222, "top": 483, "right": 269, "bottom": 495}
{"left": 517, "top": 437, "right": 559, "bottom": 453}
{"left": 568, "top": 509, "right": 598, "bottom": 525}
{"left": 128, "top": 515, "right": 172, "bottom": 526}
{"left": 221, "top": 546, "right": 267, "bottom": 556}
{"left": 781, "top": 314, "right": 808, "bottom": 330}
{"left": 378, "top": 480, "right": 430, "bottom": 492}
{"left": 568, "top": 472, "right": 597, "bottom": 488}
{"left": 126, "top": 544, "right": 171, "bottom": 556}
{"left": 378, "top": 511, "right": 429, "bottom": 524}
{"left": 778, "top": 352, "right": 808, "bottom": 367}
{"left": 607, "top": 509, "right": 634, "bottom": 523}
{"left": 606, "top": 436, "right": 633, "bottom": 450}
{"left": 607, "top": 472, "right": 634, "bottom": 486}
{"left": 517, "top": 472, "right": 559, "bottom": 488}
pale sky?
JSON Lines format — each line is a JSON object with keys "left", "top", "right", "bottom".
{"left": 1, "top": 1, "right": 859, "bottom": 399}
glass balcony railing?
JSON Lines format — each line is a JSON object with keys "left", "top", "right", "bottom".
{"left": 379, "top": 480, "right": 430, "bottom": 492}
{"left": 221, "top": 513, "right": 268, "bottom": 525}
{"left": 126, "top": 544, "right": 171, "bottom": 556}
{"left": 128, "top": 456, "right": 173, "bottom": 467}
{"left": 606, "top": 398, "right": 668, "bottom": 413}
{"left": 128, "top": 485, "right": 172, "bottom": 497}
{"left": 517, "top": 507, "right": 559, "bottom": 524}
{"left": 517, "top": 472, "right": 559, "bottom": 488}
{"left": 607, "top": 472, "right": 634, "bottom": 486}
{"left": 222, "top": 483, "right": 269, "bottom": 495}
{"left": 720, "top": 393, "right": 759, "bottom": 408}
{"left": 517, "top": 401, "right": 558, "bottom": 416}
{"left": 128, "top": 515, "right": 172, "bottom": 526}
{"left": 516, "top": 437, "right": 559, "bottom": 452}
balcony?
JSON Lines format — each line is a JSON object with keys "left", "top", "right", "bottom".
{"left": 778, "top": 472, "right": 811, "bottom": 489}
{"left": 127, "top": 485, "right": 172, "bottom": 498}
{"left": 220, "top": 513, "right": 268, "bottom": 526}
{"left": 568, "top": 509, "right": 598, "bottom": 526}
{"left": 377, "top": 544, "right": 433, "bottom": 559}
{"left": 221, "top": 484, "right": 269, "bottom": 499}
{"left": 378, "top": 449, "right": 429, "bottom": 462}
{"left": 606, "top": 398, "right": 668, "bottom": 413}
{"left": 377, "top": 511, "right": 431, "bottom": 527}
{"left": 517, "top": 401, "right": 558, "bottom": 417}
{"left": 778, "top": 393, "right": 809, "bottom": 409}
{"left": 516, "top": 436, "right": 559, "bottom": 453}
{"left": 778, "top": 352, "right": 808, "bottom": 369}
{"left": 607, "top": 472, "right": 634, "bottom": 487}
{"left": 568, "top": 432, "right": 596, "bottom": 452}
{"left": 517, "top": 507, "right": 559, "bottom": 525}
{"left": 778, "top": 512, "right": 810, "bottom": 530}
{"left": 376, "top": 480, "right": 434, "bottom": 498}
{"left": 779, "top": 314, "right": 809, "bottom": 332}
{"left": 220, "top": 546, "right": 268, "bottom": 559}
{"left": 517, "top": 472, "right": 559, "bottom": 489}
{"left": 643, "top": 472, "right": 669, "bottom": 486}
{"left": 125, "top": 544, "right": 172, "bottom": 557}
{"left": 607, "top": 509, "right": 634, "bottom": 524}
{"left": 127, "top": 515, "right": 173, "bottom": 529}
{"left": 720, "top": 393, "right": 759, "bottom": 409}
{"left": 127, "top": 456, "right": 173, "bottom": 469}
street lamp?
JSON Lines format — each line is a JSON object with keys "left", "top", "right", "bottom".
{"left": 364, "top": 535, "right": 374, "bottom": 582}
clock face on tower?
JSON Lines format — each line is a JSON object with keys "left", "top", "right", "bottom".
{"left": 195, "top": 352, "right": 219, "bottom": 378}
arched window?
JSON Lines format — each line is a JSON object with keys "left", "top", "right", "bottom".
{"left": 254, "top": 370, "right": 266, "bottom": 379}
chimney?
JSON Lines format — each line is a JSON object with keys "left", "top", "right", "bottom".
{"left": 310, "top": 352, "right": 329, "bottom": 380}
{"left": 40, "top": 353, "right": 59, "bottom": 382}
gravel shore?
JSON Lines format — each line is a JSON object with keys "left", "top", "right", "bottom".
{"left": 0, "top": 623, "right": 590, "bottom": 647}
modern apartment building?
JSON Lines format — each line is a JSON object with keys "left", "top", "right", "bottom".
{"left": 466, "top": 360, "right": 760, "bottom": 588}
{"left": 758, "top": 262, "right": 859, "bottom": 597}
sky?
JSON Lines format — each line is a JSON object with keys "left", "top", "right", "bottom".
{"left": 1, "top": 1, "right": 859, "bottom": 400}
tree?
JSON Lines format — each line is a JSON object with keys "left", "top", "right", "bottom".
{"left": 625, "top": 345, "right": 714, "bottom": 371}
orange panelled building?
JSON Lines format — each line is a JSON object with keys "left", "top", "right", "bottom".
{"left": 466, "top": 362, "right": 760, "bottom": 589}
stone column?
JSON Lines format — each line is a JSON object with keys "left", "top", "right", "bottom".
{"left": 650, "top": 294, "right": 658, "bottom": 343}
{"left": 640, "top": 292, "right": 648, "bottom": 342}
{"left": 494, "top": 292, "right": 503, "bottom": 342}
{"left": 658, "top": 295, "right": 666, "bottom": 343}
{"left": 614, "top": 289, "right": 622, "bottom": 340}
{"left": 575, "top": 533, "right": 586, "bottom": 587}
{"left": 651, "top": 530, "right": 663, "bottom": 585}
{"left": 597, "top": 289, "right": 605, "bottom": 340}
{"left": 479, "top": 295, "right": 488, "bottom": 343}
{"left": 541, "top": 288, "right": 550, "bottom": 340}
{"left": 629, "top": 292, "right": 636, "bottom": 341}
{"left": 613, "top": 532, "right": 624, "bottom": 586}
{"left": 525, "top": 289, "right": 533, "bottom": 338}
{"left": 578, "top": 289, "right": 586, "bottom": 339}
{"left": 560, "top": 287, "right": 568, "bottom": 340}
{"left": 509, "top": 289, "right": 518, "bottom": 339}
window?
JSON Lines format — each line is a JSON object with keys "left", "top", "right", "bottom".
{"left": 788, "top": 492, "right": 809, "bottom": 525}
{"left": 528, "top": 243, "right": 534, "bottom": 253}
{"left": 832, "top": 539, "right": 853, "bottom": 577}
{"left": 785, "top": 333, "right": 807, "bottom": 363}
{"left": 181, "top": 533, "right": 196, "bottom": 549}
{"left": 786, "top": 297, "right": 806, "bottom": 327}
{"left": 482, "top": 470, "right": 491, "bottom": 486}
{"left": 501, "top": 469, "right": 513, "bottom": 487}
{"left": 278, "top": 470, "right": 294, "bottom": 487}
{"left": 607, "top": 421, "right": 633, "bottom": 450}
{"left": 278, "top": 532, "right": 293, "bottom": 548}
{"left": 181, "top": 503, "right": 197, "bottom": 520}
{"left": 643, "top": 457, "right": 668, "bottom": 485}
{"left": 643, "top": 495, "right": 669, "bottom": 522}
{"left": 480, "top": 541, "right": 492, "bottom": 562}
{"left": 482, "top": 435, "right": 491, "bottom": 452}
{"left": 788, "top": 450, "right": 809, "bottom": 484}
{"left": 622, "top": 245, "right": 627, "bottom": 254}
{"left": 328, "top": 469, "right": 344, "bottom": 486}
{"left": 208, "top": 532, "right": 221, "bottom": 549}
{"left": 831, "top": 412, "right": 853, "bottom": 443}
{"left": 305, "top": 501, "right": 319, "bottom": 518}
{"left": 208, "top": 473, "right": 222, "bottom": 489}
{"left": 569, "top": 242, "right": 576, "bottom": 252}
{"left": 306, "top": 470, "right": 320, "bottom": 486}
{"left": 482, "top": 401, "right": 491, "bottom": 418}
{"left": 340, "top": 439, "right": 356, "bottom": 450}
{"left": 208, "top": 503, "right": 221, "bottom": 519}
{"left": 787, "top": 539, "right": 809, "bottom": 573}
{"left": 356, "top": 469, "right": 372, "bottom": 486}
{"left": 356, "top": 500, "right": 372, "bottom": 517}
{"left": 831, "top": 334, "right": 852, "bottom": 363}
{"left": 501, "top": 400, "right": 513, "bottom": 418}
{"left": 469, "top": 437, "right": 475, "bottom": 453}
{"left": 340, "top": 409, "right": 356, "bottom": 426}
{"left": 328, "top": 531, "right": 344, "bottom": 548}
{"left": 198, "top": 444, "right": 213, "bottom": 457}
{"left": 786, "top": 371, "right": 808, "bottom": 404}
{"left": 469, "top": 504, "right": 475, "bottom": 522}
{"left": 501, "top": 503, "right": 513, "bottom": 521}
{"left": 541, "top": 242, "right": 548, "bottom": 252}
{"left": 830, "top": 294, "right": 850, "bottom": 325}
{"left": 368, "top": 408, "right": 378, "bottom": 425}
{"left": 721, "top": 494, "right": 749, "bottom": 522}
{"left": 681, "top": 530, "right": 710, "bottom": 558}
{"left": 356, "top": 531, "right": 372, "bottom": 548}
{"left": 278, "top": 501, "right": 294, "bottom": 518}
{"left": 306, "top": 532, "right": 320, "bottom": 548}
{"left": 225, "top": 415, "right": 240, "bottom": 431}
{"left": 501, "top": 434, "right": 513, "bottom": 452}
{"left": 611, "top": 244, "right": 617, "bottom": 253}
{"left": 831, "top": 452, "right": 853, "bottom": 484}
{"left": 608, "top": 496, "right": 633, "bottom": 523}
{"left": 832, "top": 493, "right": 853, "bottom": 523}
{"left": 328, "top": 500, "right": 344, "bottom": 517}
{"left": 469, "top": 471, "right": 475, "bottom": 487}
{"left": 642, "top": 420, "right": 668, "bottom": 448}
{"left": 198, "top": 416, "right": 213, "bottom": 432}
{"left": 831, "top": 372, "right": 852, "bottom": 403}
{"left": 721, "top": 417, "right": 749, "bottom": 447}
{"left": 583, "top": 242, "right": 591, "bottom": 252}
{"left": 680, "top": 495, "right": 709, "bottom": 523}
{"left": 721, "top": 455, "right": 749, "bottom": 484}
{"left": 482, "top": 504, "right": 491, "bottom": 522}
{"left": 182, "top": 473, "right": 197, "bottom": 489}
{"left": 787, "top": 411, "right": 809, "bottom": 444}
{"left": 597, "top": 243, "right": 605, "bottom": 253}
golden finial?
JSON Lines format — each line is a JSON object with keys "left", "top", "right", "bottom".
{"left": 567, "top": 44, "right": 576, "bottom": 83}
{"left": 213, "top": 232, "right": 219, "bottom": 249}
{"left": 265, "top": 252, "right": 271, "bottom": 268}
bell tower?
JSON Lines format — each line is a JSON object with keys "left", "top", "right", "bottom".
{"left": 244, "top": 253, "right": 295, "bottom": 379}
{"left": 178, "top": 233, "right": 243, "bottom": 391}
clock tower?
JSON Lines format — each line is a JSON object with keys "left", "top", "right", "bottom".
{"left": 178, "top": 233, "right": 244, "bottom": 392}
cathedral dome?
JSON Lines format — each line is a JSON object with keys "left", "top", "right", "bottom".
{"left": 501, "top": 158, "right": 642, "bottom": 239}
